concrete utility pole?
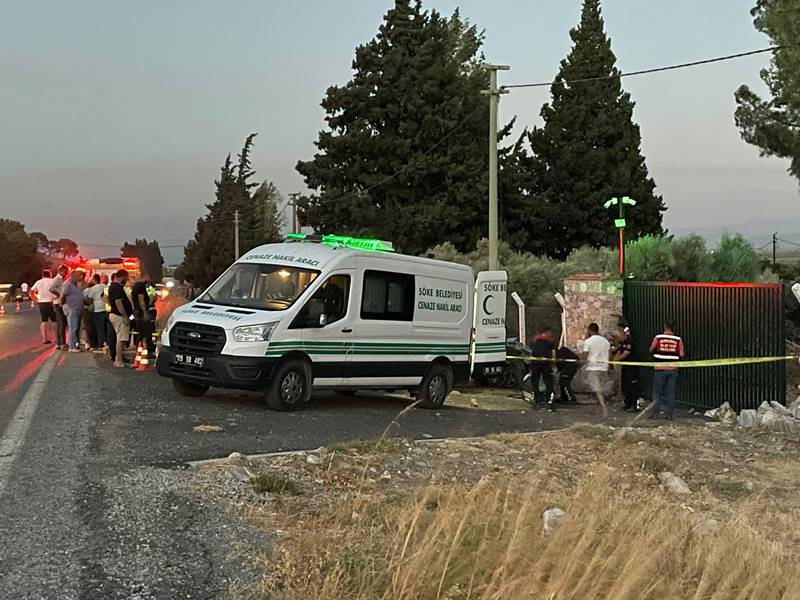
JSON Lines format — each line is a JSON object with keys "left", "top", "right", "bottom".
{"left": 234, "top": 210, "right": 240, "bottom": 260}
{"left": 288, "top": 192, "right": 301, "bottom": 234}
{"left": 773, "top": 232, "right": 778, "bottom": 267}
{"left": 482, "top": 64, "right": 510, "bottom": 271}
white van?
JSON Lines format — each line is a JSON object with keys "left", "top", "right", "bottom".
{"left": 156, "top": 235, "right": 507, "bottom": 411}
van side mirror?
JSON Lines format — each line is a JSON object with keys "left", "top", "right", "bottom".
{"left": 319, "top": 314, "right": 328, "bottom": 327}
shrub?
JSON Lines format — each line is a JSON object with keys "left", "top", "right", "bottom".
{"left": 671, "top": 234, "right": 712, "bottom": 281}
{"left": 711, "top": 233, "right": 760, "bottom": 282}
{"left": 625, "top": 235, "right": 673, "bottom": 280}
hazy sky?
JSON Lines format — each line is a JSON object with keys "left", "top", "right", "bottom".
{"left": 1, "top": 0, "right": 797, "bottom": 263}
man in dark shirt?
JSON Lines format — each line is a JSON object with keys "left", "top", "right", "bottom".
{"left": 613, "top": 327, "right": 640, "bottom": 412}
{"left": 132, "top": 279, "right": 155, "bottom": 356}
{"left": 556, "top": 346, "right": 579, "bottom": 403}
{"left": 108, "top": 269, "right": 133, "bottom": 368}
{"left": 529, "top": 328, "right": 557, "bottom": 411}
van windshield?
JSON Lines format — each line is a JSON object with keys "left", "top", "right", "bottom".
{"left": 199, "top": 263, "right": 319, "bottom": 311}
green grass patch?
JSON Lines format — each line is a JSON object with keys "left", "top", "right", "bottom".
{"left": 251, "top": 472, "right": 302, "bottom": 496}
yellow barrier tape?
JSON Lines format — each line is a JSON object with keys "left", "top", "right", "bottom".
{"left": 505, "top": 355, "right": 798, "bottom": 369}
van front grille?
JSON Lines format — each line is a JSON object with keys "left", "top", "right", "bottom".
{"left": 170, "top": 322, "right": 226, "bottom": 357}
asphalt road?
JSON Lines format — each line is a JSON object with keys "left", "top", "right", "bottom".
{"left": 0, "top": 306, "right": 649, "bottom": 599}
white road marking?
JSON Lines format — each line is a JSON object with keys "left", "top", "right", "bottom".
{"left": 0, "top": 353, "right": 58, "bottom": 494}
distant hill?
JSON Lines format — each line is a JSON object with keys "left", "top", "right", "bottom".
{"left": 670, "top": 216, "right": 800, "bottom": 250}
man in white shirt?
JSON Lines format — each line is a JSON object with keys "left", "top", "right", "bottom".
{"left": 580, "top": 322, "right": 611, "bottom": 416}
{"left": 30, "top": 269, "right": 57, "bottom": 344}
{"left": 49, "top": 265, "right": 68, "bottom": 348}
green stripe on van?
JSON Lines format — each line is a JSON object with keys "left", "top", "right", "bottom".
{"left": 265, "top": 340, "right": 471, "bottom": 357}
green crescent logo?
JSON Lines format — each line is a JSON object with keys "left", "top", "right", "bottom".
{"left": 483, "top": 294, "right": 493, "bottom": 315}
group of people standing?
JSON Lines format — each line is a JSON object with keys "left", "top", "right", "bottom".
{"left": 30, "top": 266, "right": 158, "bottom": 368}
{"left": 527, "top": 318, "right": 685, "bottom": 419}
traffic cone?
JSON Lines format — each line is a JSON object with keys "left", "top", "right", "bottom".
{"left": 0, "top": 304, "right": 5, "bottom": 317}
{"left": 15, "top": 301, "right": 20, "bottom": 312}
{"left": 30, "top": 299, "right": 35, "bottom": 309}
{"left": 137, "top": 347, "right": 154, "bottom": 372}
{"left": 132, "top": 343, "right": 144, "bottom": 369}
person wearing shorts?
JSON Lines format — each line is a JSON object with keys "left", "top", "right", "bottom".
{"left": 49, "top": 265, "right": 68, "bottom": 348}
{"left": 31, "top": 269, "right": 57, "bottom": 344}
{"left": 580, "top": 323, "right": 611, "bottom": 416}
{"left": 108, "top": 269, "right": 133, "bottom": 368}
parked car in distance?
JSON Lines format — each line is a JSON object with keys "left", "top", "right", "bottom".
{"left": 0, "top": 284, "right": 14, "bottom": 304}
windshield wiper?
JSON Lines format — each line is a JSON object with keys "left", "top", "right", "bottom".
{"left": 199, "top": 292, "right": 216, "bottom": 303}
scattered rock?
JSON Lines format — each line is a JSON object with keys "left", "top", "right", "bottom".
{"left": 193, "top": 424, "right": 224, "bottom": 433}
{"left": 689, "top": 514, "right": 722, "bottom": 536}
{"left": 769, "top": 401, "right": 792, "bottom": 417}
{"left": 737, "top": 409, "right": 760, "bottom": 429}
{"left": 658, "top": 472, "right": 691, "bottom": 495}
{"left": 306, "top": 454, "right": 324, "bottom": 466}
{"left": 312, "top": 446, "right": 329, "bottom": 457}
{"left": 379, "top": 470, "right": 392, "bottom": 481}
{"left": 227, "top": 466, "right": 252, "bottom": 484}
{"left": 762, "top": 411, "right": 800, "bottom": 436}
{"left": 446, "top": 453, "right": 461, "bottom": 460}
{"left": 422, "top": 433, "right": 433, "bottom": 439}
{"left": 790, "top": 397, "right": 800, "bottom": 419}
{"left": 542, "top": 507, "right": 566, "bottom": 536}
{"left": 715, "top": 402, "right": 737, "bottom": 426}
{"left": 450, "top": 390, "right": 462, "bottom": 396}
{"left": 224, "top": 452, "right": 251, "bottom": 468}
{"left": 469, "top": 398, "right": 479, "bottom": 408}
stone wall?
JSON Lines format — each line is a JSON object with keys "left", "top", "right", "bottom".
{"left": 562, "top": 274, "right": 623, "bottom": 350}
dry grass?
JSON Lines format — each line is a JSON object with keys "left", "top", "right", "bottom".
{"left": 258, "top": 469, "right": 800, "bottom": 600}
{"left": 238, "top": 425, "right": 800, "bottom": 600}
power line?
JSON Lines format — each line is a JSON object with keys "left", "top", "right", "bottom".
{"left": 777, "top": 237, "right": 800, "bottom": 249}
{"left": 503, "top": 46, "right": 788, "bottom": 90}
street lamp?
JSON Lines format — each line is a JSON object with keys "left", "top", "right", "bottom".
{"left": 603, "top": 196, "right": 636, "bottom": 275}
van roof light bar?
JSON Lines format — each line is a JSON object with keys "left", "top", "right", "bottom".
{"left": 285, "top": 233, "right": 395, "bottom": 252}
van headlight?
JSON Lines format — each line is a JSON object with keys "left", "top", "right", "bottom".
{"left": 164, "top": 314, "right": 177, "bottom": 338}
{"left": 233, "top": 322, "right": 278, "bottom": 342}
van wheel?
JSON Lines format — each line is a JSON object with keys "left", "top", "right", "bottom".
{"left": 173, "top": 379, "right": 209, "bottom": 397}
{"left": 266, "top": 359, "right": 311, "bottom": 412}
{"left": 417, "top": 364, "right": 452, "bottom": 409}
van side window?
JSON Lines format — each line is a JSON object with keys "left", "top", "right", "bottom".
{"left": 361, "top": 270, "right": 414, "bottom": 321}
{"left": 290, "top": 274, "right": 350, "bottom": 329}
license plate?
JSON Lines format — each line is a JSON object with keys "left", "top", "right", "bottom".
{"left": 174, "top": 353, "right": 205, "bottom": 368}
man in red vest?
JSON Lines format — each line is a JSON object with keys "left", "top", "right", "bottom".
{"left": 648, "top": 319, "right": 685, "bottom": 420}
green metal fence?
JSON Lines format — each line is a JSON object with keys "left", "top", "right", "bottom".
{"left": 623, "top": 281, "right": 785, "bottom": 410}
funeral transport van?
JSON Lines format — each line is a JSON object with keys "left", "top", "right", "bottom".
{"left": 156, "top": 234, "right": 507, "bottom": 411}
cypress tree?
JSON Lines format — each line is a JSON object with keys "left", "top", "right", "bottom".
{"left": 182, "top": 134, "right": 285, "bottom": 286}
{"left": 524, "top": 0, "right": 665, "bottom": 259}
{"left": 296, "top": 0, "right": 495, "bottom": 255}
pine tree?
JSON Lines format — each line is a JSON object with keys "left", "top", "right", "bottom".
{"left": 121, "top": 239, "right": 164, "bottom": 282}
{"left": 523, "top": 0, "right": 664, "bottom": 259}
{"left": 735, "top": 0, "right": 800, "bottom": 181}
{"left": 296, "top": 0, "right": 497, "bottom": 255}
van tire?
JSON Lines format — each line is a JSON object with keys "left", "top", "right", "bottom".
{"left": 266, "top": 359, "right": 312, "bottom": 412}
{"left": 417, "top": 364, "right": 452, "bottom": 409}
{"left": 173, "top": 379, "right": 209, "bottom": 397}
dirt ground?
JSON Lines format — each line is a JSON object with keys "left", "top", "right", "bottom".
{"left": 191, "top": 414, "right": 800, "bottom": 599}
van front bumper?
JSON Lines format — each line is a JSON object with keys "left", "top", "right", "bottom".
{"left": 156, "top": 346, "right": 279, "bottom": 391}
